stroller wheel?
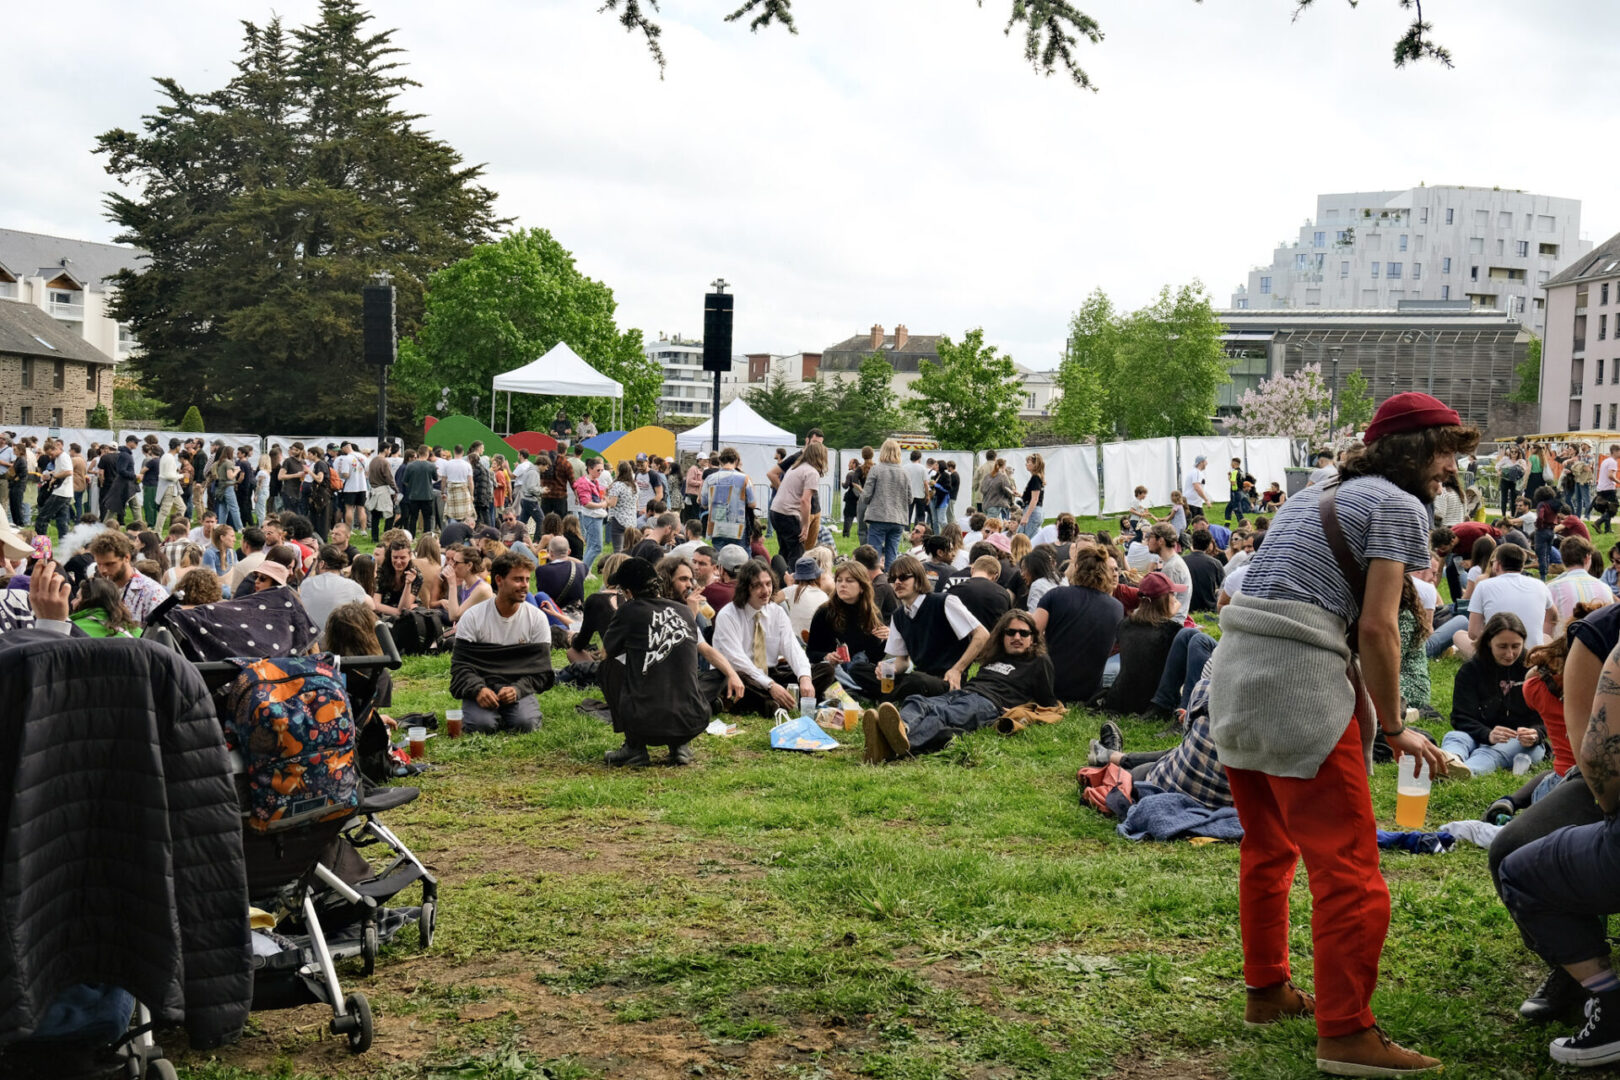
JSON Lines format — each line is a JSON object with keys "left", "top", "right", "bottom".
{"left": 146, "top": 1059, "right": 179, "bottom": 1080}
{"left": 362, "top": 921, "right": 378, "bottom": 975}
{"left": 336, "top": 991, "right": 373, "bottom": 1054}
{"left": 418, "top": 899, "right": 436, "bottom": 950}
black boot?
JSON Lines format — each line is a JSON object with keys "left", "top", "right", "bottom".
{"left": 1522, "top": 965, "right": 1588, "bottom": 1025}
{"left": 604, "top": 742, "right": 650, "bottom": 767}
{"left": 668, "top": 741, "right": 695, "bottom": 766}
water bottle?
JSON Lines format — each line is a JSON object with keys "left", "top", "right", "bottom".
{"left": 1513, "top": 753, "right": 1532, "bottom": 776}
{"left": 800, "top": 694, "right": 817, "bottom": 721}
{"left": 1394, "top": 757, "right": 1431, "bottom": 829}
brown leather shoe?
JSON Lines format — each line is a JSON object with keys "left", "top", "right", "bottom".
{"left": 1244, "top": 980, "right": 1316, "bottom": 1027}
{"left": 861, "top": 709, "right": 890, "bottom": 765}
{"left": 876, "top": 702, "right": 911, "bottom": 758}
{"left": 1316, "top": 1025, "right": 1442, "bottom": 1077}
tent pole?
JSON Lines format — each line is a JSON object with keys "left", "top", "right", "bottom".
{"left": 505, "top": 392, "right": 511, "bottom": 437}
{"left": 490, "top": 391, "right": 495, "bottom": 431}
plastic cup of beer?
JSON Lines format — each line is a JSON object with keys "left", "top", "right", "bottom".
{"left": 843, "top": 706, "right": 859, "bottom": 731}
{"left": 408, "top": 725, "right": 428, "bottom": 760}
{"left": 879, "top": 659, "right": 895, "bottom": 696}
{"left": 1394, "top": 757, "right": 1431, "bottom": 829}
{"left": 445, "top": 709, "right": 463, "bottom": 739}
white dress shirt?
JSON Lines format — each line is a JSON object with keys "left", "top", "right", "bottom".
{"left": 883, "top": 592, "right": 981, "bottom": 658}
{"left": 712, "top": 600, "right": 811, "bottom": 689}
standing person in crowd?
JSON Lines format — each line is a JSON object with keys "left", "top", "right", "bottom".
{"left": 69, "top": 442, "right": 88, "bottom": 519}
{"left": 1017, "top": 454, "right": 1045, "bottom": 539}
{"left": 253, "top": 452, "right": 272, "bottom": 527}
{"left": 441, "top": 445, "right": 474, "bottom": 527}
{"left": 394, "top": 447, "right": 436, "bottom": 536}
{"left": 366, "top": 444, "right": 397, "bottom": 541}
{"left": 491, "top": 453, "right": 512, "bottom": 515}
{"left": 1226, "top": 456, "right": 1245, "bottom": 522}
{"left": 904, "top": 449, "right": 930, "bottom": 525}
{"left": 1208, "top": 392, "right": 1470, "bottom": 1075}
{"left": 139, "top": 444, "right": 160, "bottom": 528}
{"left": 1525, "top": 442, "right": 1547, "bottom": 500}
{"left": 857, "top": 439, "right": 912, "bottom": 571}
{"left": 540, "top": 449, "right": 573, "bottom": 521}
{"left": 702, "top": 447, "right": 754, "bottom": 554}
{"left": 572, "top": 457, "right": 609, "bottom": 574}
{"left": 277, "top": 445, "right": 307, "bottom": 520}
{"left": 771, "top": 441, "right": 825, "bottom": 569}
{"left": 577, "top": 413, "right": 597, "bottom": 440}
{"left": 606, "top": 460, "right": 638, "bottom": 553}
{"left": 35, "top": 440, "right": 75, "bottom": 539}
{"left": 469, "top": 442, "right": 495, "bottom": 527}
{"left": 842, "top": 457, "right": 864, "bottom": 538}
{"left": 1183, "top": 453, "right": 1208, "bottom": 519}
{"left": 683, "top": 454, "right": 706, "bottom": 522}
{"left": 210, "top": 444, "right": 243, "bottom": 531}
{"left": 1500, "top": 445, "right": 1525, "bottom": 520}
{"left": 982, "top": 458, "right": 1018, "bottom": 523}
{"left": 448, "top": 553, "right": 553, "bottom": 733}
{"left": 974, "top": 448, "right": 997, "bottom": 513}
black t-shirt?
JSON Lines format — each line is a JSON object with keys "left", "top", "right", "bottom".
{"left": 440, "top": 521, "right": 473, "bottom": 548}
{"left": 872, "top": 579, "right": 899, "bottom": 622}
{"left": 573, "top": 591, "right": 620, "bottom": 652}
{"left": 1101, "top": 618, "right": 1184, "bottom": 714}
{"left": 1571, "top": 603, "right": 1620, "bottom": 665}
{"left": 1184, "top": 551, "right": 1224, "bottom": 613}
{"left": 191, "top": 450, "right": 209, "bottom": 480}
{"left": 601, "top": 597, "right": 709, "bottom": 743}
{"left": 1022, "top": 474, "right": 1044, "bottom": 507}
{"left": 566, "top": 531, "right": 584, "bottom": 560}
{"left": 948, "top": 576, "right": 1012, "bottom": 631}
{"left": 141, "top": 456, "right": 159, "bottom": 486}
{"left": 1038, "top": 585, "right": 1124, "bottom": 703}
{"left": 532, "top": 559, "right": 586, "bottom": 608}
{"left": 98, "top": 451, "right": 119, "bottom": 484}
{"left": 967, "top": 653, "right": 1058, "bottom": 711}
{"left": 631, "top": 539, "right": 667, "bottom": 564}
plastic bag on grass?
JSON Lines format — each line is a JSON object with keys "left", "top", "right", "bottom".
{"left": 770, "top": 709, "right": 840, "bottom": 751}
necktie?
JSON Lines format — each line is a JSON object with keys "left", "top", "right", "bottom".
{"left": 752, "top": 610, "right": 769, "bottom": 671}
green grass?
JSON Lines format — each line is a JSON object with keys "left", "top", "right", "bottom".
{"left": 152, "top": 507, "right": 1605, "bottom": 1078}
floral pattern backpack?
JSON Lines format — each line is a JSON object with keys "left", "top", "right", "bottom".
{"left": 222, "top": 654, "right": 359, "bottom": 832}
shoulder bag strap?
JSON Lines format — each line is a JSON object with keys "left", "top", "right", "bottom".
{"left": 1318, "top": 480, "right": 1366, "bottom": 648}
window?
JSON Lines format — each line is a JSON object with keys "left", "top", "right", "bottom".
{"left": 85, "top": 363, "right": 95, "bottom": 391}
{"left": 1387, "top": 262, "right": 1402, "bottom": 279}
{"left": 1370, "top": 262, "right": 1380, "bottom": 279}
{"left": 1413, "top": 262, "right": 1422, "bottom": 280}
{"left": 1516, "top": 240, "right": 1530, "bottom": 258}
{"left": 1295, "top": 253, "right": 1308, "bottom": 270}
{"left": 1599, "top": 404, "right": 1605, "bottom": 429}
{"left": 1612, "top": 404, "right": 1617, "bottom": 429}
{"left": 1475, "top": 209, "right": 1490, "bottom": 227}
{"left": 1399, "top": 234, "right": 1408, "bottom": 252}
{"left": 1605, "top": 284, "right": 1612, "bottom": 306}
{"left": 1470, "top": 237, "right": 1485, "bottom": 254}
{"left": 1602, "top": 314, "right": 1608, "bottom": 340}
{"left": 1335, "top": 230, "right": 1349, "bottom": 244}
{"left": 1313, "top": 231, "right": 1325, "bottom": 248}
{"left": 1470, "top": 266, "right": 1480, "bottom": 281}
{"left": 50, "top": 408, "right": 62, "bottom": 427}
{"left": 1497, "top": 238, "right": 1506, "bottom": 256}
{"left": 52, "top": 360, "right": 63, "bottom": 389}
{"left": 1025, "top": 393, "right": 1036, "bottom": 410}
{"left": 1442, "top": 257, "right": 1452, "bottom": 273}
{"left": 1445, "top": 208, "right": 1454, "bottom": 224}
{"left": 1539, "top": 270, "right": 1551, "bottom": 284}
{"left": 47, "top": 289, "right": 76, "bottom": 306}
{"left": 1600, "top": 358, "right": 1606, "bottom": 383}
{"left": 1541, "top": 242, "right": 1560, "bottom": 257}
{"left": 18, "top": 407, "right": 31, "bottom": 425}
{"left": 19, "top": 359, "right": 31, "bottom": 389}
{"left": 1420, "top": 207, "right": 1429, "bottom": 224}
{"left": 1259, "top": 276, "right": 1272, "bottom": 294}
{"left": 1441, "top": 285, "right": 1451, "bottom": 300}
{"left": 1340, "top": 260, "right": 1350, "bottom": 278}
{"left": 1234, "top": 298, "right": 1249, "bottom": 309}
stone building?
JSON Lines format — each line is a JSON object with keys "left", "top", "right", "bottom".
{"left": 0, "top": 298, "right": 116, "bottom": 426}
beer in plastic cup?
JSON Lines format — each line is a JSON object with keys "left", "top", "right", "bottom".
{"left": 843, "top": 706, "right": 859, "bottom": 731}
{"left": 445, "top": 709, "right": 463, "bottom": 739}
{"left": 408, "top": 725, "right": 428, "bottom": 760}
{"left": 879, "top": 659, "right": 894, "bottom": 695}
{"left": 1394, "top": 757, "right": 1431, "bottom": 829}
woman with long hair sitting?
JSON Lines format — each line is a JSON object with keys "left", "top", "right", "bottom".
{"left": 806, "top": 561, "right": 889, "bottom": 664}
{"left": 437, "top": 544, "right": 494, "bottom": 625}
{"left": 71, "top": 576, "right": 141, "bottom": 638}
{"left": 1092, "top": 571, "right": 1184, "bottom": 716}
{"left": 1021, "top": 547, "right": 1062, "bottom": 610}
{"left": 1441, "top": 611, "right": 1543, "bottom": 778}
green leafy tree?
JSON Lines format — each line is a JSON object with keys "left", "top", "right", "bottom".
{"left": 180, "top": 405, "right": 205, "bottom": 432}
{"left": 87, "top": 404, "right": 111, "bottom": 429}
{"left": 907, "top": 328, "right": 1025, "bottom": 449}
{"left": 112, "top": 373, "right": 170, "bottom": 425}
{"left": 1509, "top": 335, "right": 1542, "bottom": 403}
{"left": 602, "top": 0, "right": 1450, "bottom": 88}
{"left": 395, "top": 228, "right": 658, "bottom": 432}
{"left": 742, "top": 375, "right": 808, "bottom": 433}
{"left": 1336, "top": 369, "right": 1376, "bottom": 434}
{"left": 98, "top": 0, "right": 504, "bottom": 433}
{"left": 1053, "top": 289, "right": 1117, "bottom": 442}
{"left": 845, "top": 353, "right": 904, "bottom": 445}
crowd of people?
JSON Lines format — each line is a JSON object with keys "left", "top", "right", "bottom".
{"left": 12, "top": 409, "right": 1620, "bottom": 1074}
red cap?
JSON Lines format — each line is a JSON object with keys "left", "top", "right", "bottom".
{"left": 1138, "top": 571, "right": 1174, "bottom": 598}
{"left": 1363, "top": 392, "right": 1461, "bottom": 445}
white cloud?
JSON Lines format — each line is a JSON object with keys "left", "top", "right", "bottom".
{"left": 5, "top": 0, "right": 1618, "bottom": 372}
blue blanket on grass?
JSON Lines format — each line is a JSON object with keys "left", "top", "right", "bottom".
{"left": 1117, "top": 791, "right": 1244, "bottom": 842}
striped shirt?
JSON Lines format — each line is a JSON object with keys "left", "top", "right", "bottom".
{"left": 1548, "top": 568, "right": 1615, "bottom": 634}
{"left": 1240, "top": 476, "right": 1431, "bottom": 626}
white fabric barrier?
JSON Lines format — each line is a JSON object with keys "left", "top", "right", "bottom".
{"left": 1243, "top": 437, "right": 1294, "bottom": 496}
{"left": 833, "top": 449, "right": 980, "bottom": 521}
{"left": 121, "top": 429, "right": 261, "bottom": 451}
{"left": 1101, "top": 438, "right": 1176, "bottom": 514}
{"left": 1177, "top": 436, "right": 1243, "bottom": 505}
{"left": 0, "top": 425, "right": 117, "bottom": 449}
{"left": 265, "top": 434, "right": 378, "bottom": 452}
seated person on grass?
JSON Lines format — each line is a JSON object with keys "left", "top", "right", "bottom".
{"left": 847, "top": 554, "right": 989, "bottom": 703}
{"left": 600, "top": 557, "right": 743, "bottom": 768}
{"left": 448, "top": 553, "right": 553, "bottom": 734}
{"left": 806, "top": 560, "right": 889, "bottom": 665}
{"left": 1441, "top": 611, "right": 1543, "bottom": 779}
{"left": 1034, "top": 544, "right": 1123, "bottom": 705}
{"left": 1086, "top": 660, "right": 1230, "bottom": 809}
{"left": 1090, "top": 572, "right": 1184, "bottom": 717}
{"left": 530, "top": 536, "right": 587, "bottom": 610}
{"left": 863, "top": 609, "right": 1056, "bottom": 764}
{"left": 436, "top": 544, "right": 493, "bottom": 626}
{"left": 711, "top": 558, "right": 834, "bottom": 716}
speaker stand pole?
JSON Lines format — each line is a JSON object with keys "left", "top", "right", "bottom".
{"left": 377, "top": 365, "right": 387, "bottom": 449}
{"left": 711, "top": 371, "right": 721, "bottom": 454}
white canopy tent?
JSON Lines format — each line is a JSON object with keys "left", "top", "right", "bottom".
{"left": 490, "top": 342, "right": 623, "bottom": 434}
{"left": 676, "top": 398, "right": 799, "bottom": 489}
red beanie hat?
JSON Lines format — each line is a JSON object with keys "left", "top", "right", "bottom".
{"left": 1362, "top": 392, "right": 1461, "bottom": 445}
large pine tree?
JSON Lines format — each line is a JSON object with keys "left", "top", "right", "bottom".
{"left": 97, "top": 1, "right": 505, "bottom": 433}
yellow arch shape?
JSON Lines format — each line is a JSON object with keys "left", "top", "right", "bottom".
{"left": 598, "top": 426, "right": 676, "bottom": 463}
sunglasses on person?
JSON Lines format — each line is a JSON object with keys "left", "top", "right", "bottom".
{"left": 1003, "top": 627, "right": 1033, "bottom": 639}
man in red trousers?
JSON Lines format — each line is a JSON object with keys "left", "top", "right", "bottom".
{"left": 1209, "top": 393, "right": 1476, "bottom": 1076}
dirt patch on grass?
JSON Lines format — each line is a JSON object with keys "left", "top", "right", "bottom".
{"left": 442, "top": 817, "right": 765, "bottom": 881}
{"left": 1104, "top": 1044, "right": 1228, "bottom": 1079}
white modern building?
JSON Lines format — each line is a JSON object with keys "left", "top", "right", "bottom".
{"left": 1231, "top": 186, "right": 1590, "bottom": 336}
{"left": 1537, "top": 232, "right": 1620, "bottom": 433}
{"left": 0, "top": 228, "right": 145, "bottom": 362}
{"left": 646, "top": 334, "right": 747, "bottom": 418}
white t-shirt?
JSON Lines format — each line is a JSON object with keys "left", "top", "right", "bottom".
{"left": 1222, "top": 564, "right": 1250, "bottom": 598}
{"left": 455, "top": 597, "right": 551, "bottom": 647}
{"left": 440, "top": 458, "right": 472, "bottom": 485}
{"left": 1125, "top": 541, "right": 1155, "bottom": 572}
{"left": 1158, "top": 552, "right": 1193, "bottom": 617}
{"left": 1033, "top": 523, "right": 1059, "bottom": 545}
{"left": 1471, "top": 572, "right": 1556, "bottom": 648}
{"left": 338, "top": 452, "right": 368, "bottom": 493}
{"left": 903, "top": 461, "right": 929, "bottom": 500}
{"left": 1309, "top": 464, "right": 1338, "bottom": 487}
{"left": 1182, "top": 468, "right": 1206, "bottom": 508}
{"left": 1412, "top": 575, "right": 1439, "bottom": 611}
{"left": 1600, "top": 456, "right": 1619, "bottom": 493}
{"left": 1130, "top": 497, "right": 1153, "bottom": 523}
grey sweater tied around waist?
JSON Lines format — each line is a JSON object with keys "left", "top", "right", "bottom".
{"left": 1208, "top": 592, "right": 1361, "bottom": 780}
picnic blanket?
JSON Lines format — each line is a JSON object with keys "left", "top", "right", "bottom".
{"left": 1117, "top": 791, "right": 1244, "bottom": 843}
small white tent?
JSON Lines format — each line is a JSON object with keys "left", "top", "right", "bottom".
{"left": 490, "top": 342, "right": 623, "bottom": 432}
{"left": 676, "top": 398, "right": 798, "bottom": 483}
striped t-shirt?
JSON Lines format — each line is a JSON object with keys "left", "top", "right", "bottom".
{"left": 1240, "top": 475, "right": 1431, "bottom": 626}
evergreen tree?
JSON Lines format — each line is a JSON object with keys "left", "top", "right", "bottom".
{"left": 98, "top": 1, "right": 504, "bottom": 433}
{"left": 180, "top": 405, "right": 205, "bottom": 432}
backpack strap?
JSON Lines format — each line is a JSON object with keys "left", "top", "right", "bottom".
{"left": 1318, "top": 480, "right": 1366, "bottom": 650}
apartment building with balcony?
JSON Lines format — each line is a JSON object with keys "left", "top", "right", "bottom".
{"left": 0, "top": 228, "right": 146, "bottom": 363}
{"left": 820, "top": 324, "right": 1059, "bottom": 418}
{"left": 1536, "top": 232, "right": 1620, "bottom": 433}
{"left": 645, "top": 334, "right": 749, "bottom": 418}
{"left": 1230, "top": 186, "right": 1589, "bottom": 336}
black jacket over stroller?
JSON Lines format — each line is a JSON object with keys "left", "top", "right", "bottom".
{"left": 0, "top": 633, "right": 253, "bottom": 1054}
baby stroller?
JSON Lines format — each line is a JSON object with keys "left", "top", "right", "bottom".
{"left": 165, "top": 623, "right": 437, "bottom": 1055}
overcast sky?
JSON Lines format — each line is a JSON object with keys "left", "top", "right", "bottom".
{"left": 6, "top": 1, "right": 1617, "bottom": 372}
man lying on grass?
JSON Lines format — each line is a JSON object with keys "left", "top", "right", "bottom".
{"left": 863, "top": 609, "right": 1056, "bottom": 764}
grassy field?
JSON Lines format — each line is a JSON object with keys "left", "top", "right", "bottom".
{"left": 166, "top": 513, "right": 1590, "bottom": 1080}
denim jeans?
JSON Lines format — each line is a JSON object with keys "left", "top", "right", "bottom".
{"left": 1575, "top": 482, "right": 1593, "bottom": 518}
{"left": 1440, "top": 730, "right": 1545, "bottom": 777}
{"left": 1426, "top": 613, "right": 1469, "bottom": 659}
{"left": 580, "top": 513, "right": 604, "bottom": 576}
{"left": 1019, "top": 515, "right": 1041, "bottom": 539}
{"left": 866, "top": 520, "right": 904, "bottom": 571}
{"left": 896, "top": 689, "right": 1000, "bottom": 752}
{"left": 1534, "top": 528, "right": 1557, "bottom": 579}
{"left": 1499, "top": 808, "right": 1620, "bottom": 967}
{"left": 1151, "top": 627, "right": 1217, "bottom": 714}
{"left": 214, "top": 487, "right": 244, "bottom": 531}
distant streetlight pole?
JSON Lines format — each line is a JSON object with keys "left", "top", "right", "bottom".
{"left": 1329, "top": 345, "right": 1343, "bottom": 436}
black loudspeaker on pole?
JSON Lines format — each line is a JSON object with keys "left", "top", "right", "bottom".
{"left": 363, "top": 281, "right": 396, "bottom": 446}
{"left": 704, "top": 284, "right": 733, "bottom": 453}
